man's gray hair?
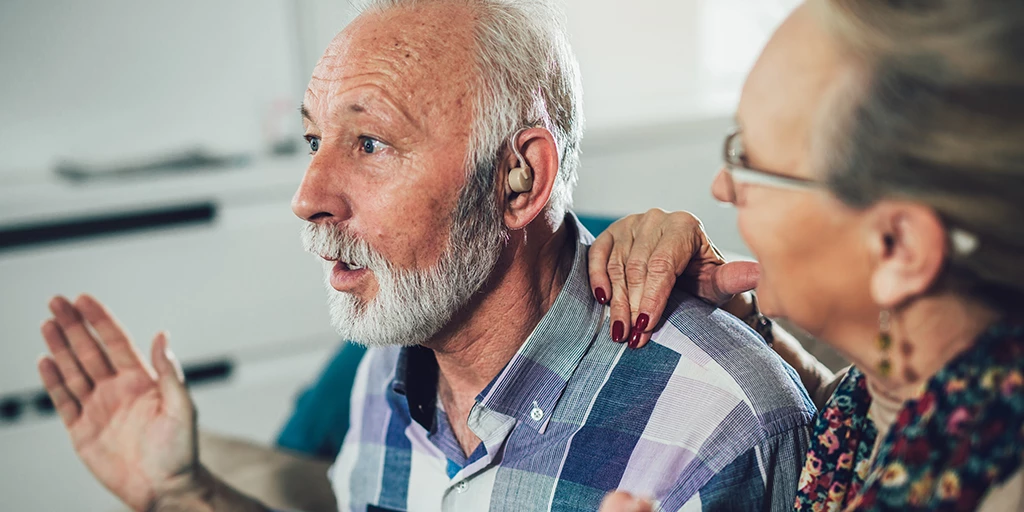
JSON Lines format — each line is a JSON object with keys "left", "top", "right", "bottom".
{"left": 361, "top": 0, "right": 585, "bottom": 228}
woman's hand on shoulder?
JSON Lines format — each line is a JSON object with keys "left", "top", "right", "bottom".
{"left": 588, "top": 209, "right": 760, "bottom": 348}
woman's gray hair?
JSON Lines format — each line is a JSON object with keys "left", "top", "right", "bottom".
{"left": 813, "top": 0, "right": 1024, "bottom": 311}
{"left": 360, "top": 0, "right": 584, "bottom": 229}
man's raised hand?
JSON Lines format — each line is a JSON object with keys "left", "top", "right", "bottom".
{"left": 38, "top": 295, "right": 197, "bottom": 512}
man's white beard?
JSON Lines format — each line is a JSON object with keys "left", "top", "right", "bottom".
{"left": 301, "top": 217, "right": 504, "bottom": 348}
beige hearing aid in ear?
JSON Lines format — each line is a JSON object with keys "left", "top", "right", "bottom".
{"left": 508, "top": 128, "right": 534, "bottom": 193}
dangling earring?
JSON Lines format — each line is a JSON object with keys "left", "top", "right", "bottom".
{"left": 878, "top": 310, "right": 893, "bottom": 378}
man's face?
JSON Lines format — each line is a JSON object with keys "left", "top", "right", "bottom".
{"left": 294, "top": 4, "right": 505, "bottom": 347}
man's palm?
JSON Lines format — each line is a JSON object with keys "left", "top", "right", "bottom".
{"left": 38, "top": 295, "right": 196, "bottom": 512}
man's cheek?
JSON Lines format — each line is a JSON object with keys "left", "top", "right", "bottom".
{"left": 383, "top": 221, "right": 451, "bottom": 268}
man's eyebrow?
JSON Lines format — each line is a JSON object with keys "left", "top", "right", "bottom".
{"left": 300, "top": 95, "right": 422, "bottom": 131}
{"left": 301, "top": 102, "right": 369, "bottom": 118}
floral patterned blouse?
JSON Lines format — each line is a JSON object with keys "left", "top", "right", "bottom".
{"left": 794, "top": 321, "right": 1024, "bottom": 511}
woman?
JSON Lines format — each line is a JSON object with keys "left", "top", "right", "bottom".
{"left": 594, "top": 0, "right": 1024, "bottom": 510}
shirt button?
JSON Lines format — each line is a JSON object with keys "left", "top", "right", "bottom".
{"left": 456, "top": 480, "right": 468, "bottom": 493}
{"left": 530, "top": 406, "right": 544, "bottom": 421}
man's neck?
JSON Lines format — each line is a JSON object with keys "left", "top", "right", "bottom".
{"left": 427, "top": 218, "right": 575, "bottom": 454}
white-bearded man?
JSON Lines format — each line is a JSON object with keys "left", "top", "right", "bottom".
{"left": 34, "top": 1, "right": 814, "bottom": 510}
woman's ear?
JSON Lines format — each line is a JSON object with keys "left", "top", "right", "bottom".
{"left": 867, "top": 201, "right": 948, "bottom": 308}
{"left": 501, "top": 127, "right": 560, "bottom": 230}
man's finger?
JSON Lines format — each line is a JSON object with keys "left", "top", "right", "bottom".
{"left": 48, "top": 296, "right": 114, "bottom": 382}
{"left": 75, "top": 294, "right": 148, "bottom": 374}
{"left": 37, "top": 355, "right": 82, "bottom": 427}
{"left": 40, "top": 319, "right": 93, "bottom": 401}
{"left": 151, "top": 332, "right": 191, "bottom": 418}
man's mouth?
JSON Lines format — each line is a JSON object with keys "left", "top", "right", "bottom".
{"left": 320, "top": 256, "right": 366, "bottom": 271}
{"left": 321, "top": 256, "right": 371, "bottom": 291}
{"left": 338, "top": 261, "right": 366, "bottom": 271}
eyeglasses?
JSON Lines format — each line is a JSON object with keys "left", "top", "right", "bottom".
{"left": 720, "top": 129, "right": 981, "bottom": 257}
{"left": 720, "top": 129, "right": 821, "bottom": 204}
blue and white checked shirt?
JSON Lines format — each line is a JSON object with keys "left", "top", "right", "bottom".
{"left": 330, "top": 217, "right": 814, "bottom": 511}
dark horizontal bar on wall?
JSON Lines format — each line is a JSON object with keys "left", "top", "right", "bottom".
{"left": 0, "top": 202, "right": 216, "bottom": 253}
{"left": 183, "top": 359, "right": 234, "bottom": 386}
{"left": 0, "top": 359, "right": 234, "bottom": 425}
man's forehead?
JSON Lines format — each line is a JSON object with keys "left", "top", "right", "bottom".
{"left": 305, "top": 3, "right": 479, "bottom": 119}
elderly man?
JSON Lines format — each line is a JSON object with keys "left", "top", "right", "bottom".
{"left": 36, "top": 0, "right": 814, "bottom": 510}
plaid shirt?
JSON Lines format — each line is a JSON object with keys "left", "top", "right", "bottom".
{"left": 329, "top": 217, "right": 814, "bottom": 512}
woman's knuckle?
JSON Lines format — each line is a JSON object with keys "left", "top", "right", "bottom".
{"left": 625, "top": 258, "right": 648, "bottom": 278}
{"left": 607, "top": 258, "right": 627, "bottom": 280}
{"left": 647, "top": 254, "right": 676, "bottom": 276}
{"left": 670, "top": 210, "right": 698, "bottom": 226}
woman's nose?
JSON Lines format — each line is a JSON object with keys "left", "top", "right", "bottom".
{"left": 711, "top": 167, "right": 734, "bottom": 204}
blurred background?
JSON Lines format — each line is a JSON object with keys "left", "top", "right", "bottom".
{"left": 0, "top": 0, "right": 804, "bottom": 509}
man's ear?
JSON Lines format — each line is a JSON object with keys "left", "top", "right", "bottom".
{"left": 867, "top": 201, "right": 948, "bottom": 308}
{"left": 501, "top": 127, "right": 559, "bottom": 230}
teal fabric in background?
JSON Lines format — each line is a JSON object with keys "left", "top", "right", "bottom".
{"left": 275, "top": 214, "right": 616, "bottom": 459}
{"left": 574, "top": 215, "right": 615, "bottom": 239}
{"left": 276, "top": 341, "right": 368, "bottom": 459}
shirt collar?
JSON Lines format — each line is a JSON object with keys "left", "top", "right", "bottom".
{"left": 475, "top": 213, "right": 606, "bottom": 432}
{"left": 391, "top": 212, "right": 606, "bottom": 434}
{"left": 391, "top": 344, "right": 438, "bottom": 430}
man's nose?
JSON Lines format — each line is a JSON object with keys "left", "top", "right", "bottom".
{"left": 291, "top": 160, "right": 352, "bottom": 223}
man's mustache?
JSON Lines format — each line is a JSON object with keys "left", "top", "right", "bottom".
{"left": 300, "top": 222, "right": 387, "bottom": 272}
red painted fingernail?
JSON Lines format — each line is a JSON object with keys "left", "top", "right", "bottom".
{"left": 628, "top": 329, "right": 642, "bottom": 349}
{"left": 612, "top": 321, "right": 625, "bottom": 342}
{"left": 595, "top": 287, "right": 608, "bottom": 305}
{"left": 635, "top": 313, "right": 649, "bottom": 332}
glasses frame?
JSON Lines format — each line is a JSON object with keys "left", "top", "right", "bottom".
{"left": 722, "top": 129, "right": 821, "bottom": 200}
{"left": 720, "top": 130, "right": 982, "bottom": 257}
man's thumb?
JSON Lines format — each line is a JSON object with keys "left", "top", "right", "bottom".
{"left": 151, "top": 332, "right": 190, "bottom": 412}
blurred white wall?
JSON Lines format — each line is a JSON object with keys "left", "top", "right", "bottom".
{"left": 292, "top": 0, "right": 797, "bottom": 131}
{"left": 0, "top": 0, "right": 797, "bottom": 178}
{"left": 0, "top": 0, "right": 303, "bottom": 176}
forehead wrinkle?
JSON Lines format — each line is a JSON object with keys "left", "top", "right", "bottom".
{"left": 363, "top": 36, "right": 474, "bottom": 114}
{"left": 307, "top": 2, "right": 480, "bottom": 146}
{"left": 333, "top": 82, "right": 424, "bottom": 134}
{"left": 311, "top": 41, "right": 408, "bottom": 94}
{"left": 327, "top": 4, "right": 476, "bottom": 84}
{"left": 312, "top": 47, "right": 467, "bottom": 133}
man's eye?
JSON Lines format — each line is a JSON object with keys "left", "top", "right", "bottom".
{"left": 305, "top": 136, "right": 320, "bottom": 154}
{"left": 358, "top": 136, "right": 385, "bottom": 154}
